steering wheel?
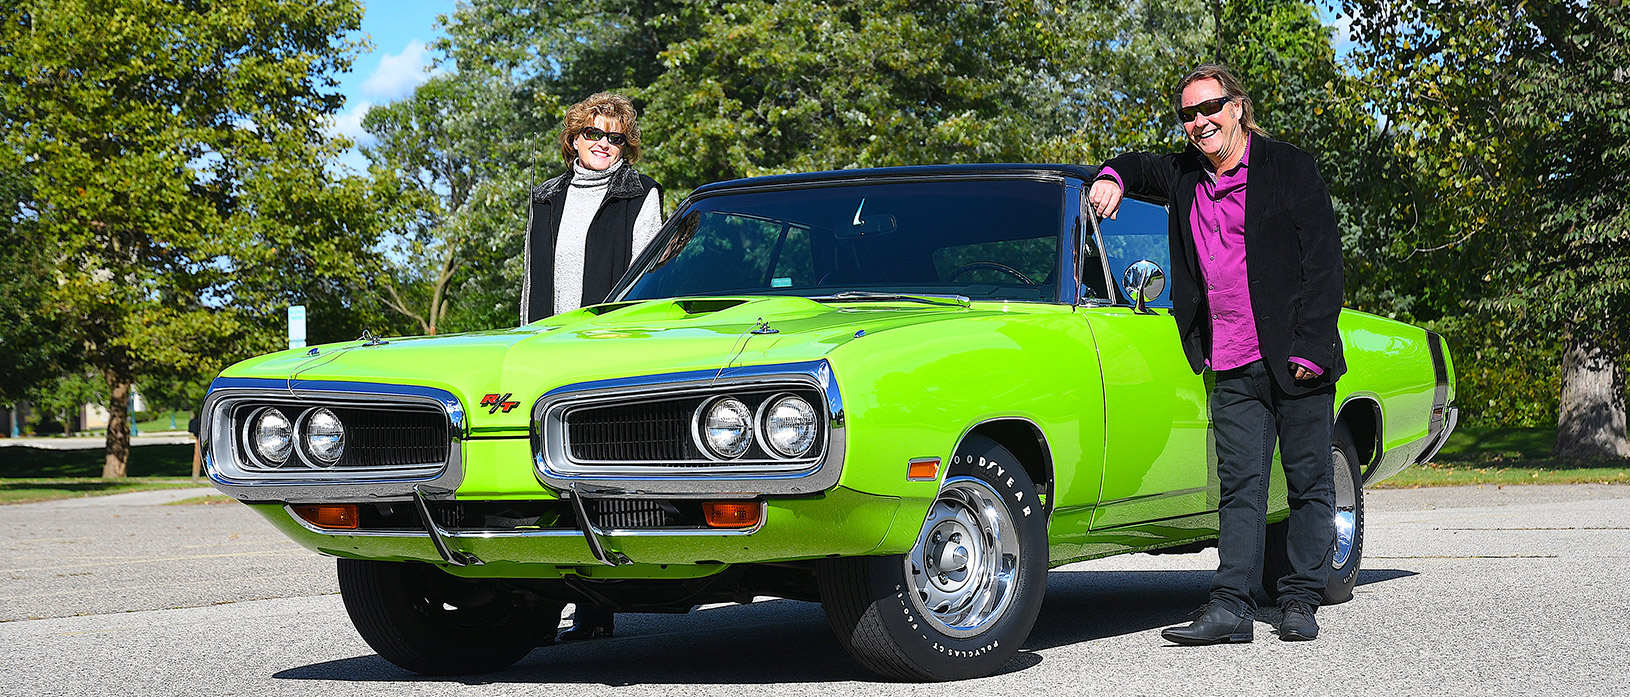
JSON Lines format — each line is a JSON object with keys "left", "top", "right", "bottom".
{"left": 946, "top": 261, "right": 1038, "bottom": 286}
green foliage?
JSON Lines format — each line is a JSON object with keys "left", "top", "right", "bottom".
{"left": 1342, "top": 0, "right": 1630, "bottom": 441}
{"left": 363, "top": 74, "right": 536, "bottom": 334}
{"left": 25, "top": 371, "right": 106, "bottom": 436}
{"left": 637, "top": 0, "right": 1069, "bottom": 191}
{"left": 0, "top": 0, "right": 383, "bottom": 474}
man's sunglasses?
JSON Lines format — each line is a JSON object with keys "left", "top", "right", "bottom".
{"left": 1178, "top": 96, "right": 1232, "bottom": 123}
{"left": 579, "top": 126, "right": 628, "bottom": 146}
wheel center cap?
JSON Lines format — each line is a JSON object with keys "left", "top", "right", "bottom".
{"left": 938, "top": 544, "right": 969, "bottom": 572}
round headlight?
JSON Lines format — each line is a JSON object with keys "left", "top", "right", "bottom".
{"left": 250, "top": 408, "right": 293, "bottom": 465}
{"left": 699, "top": 397, "right": 753, "bottom": 459}
{"left": 302, "top": 408, "right": 345, "bottom": 467}
{"left": 762, "top": 395, "right": 818, "bottom": 458}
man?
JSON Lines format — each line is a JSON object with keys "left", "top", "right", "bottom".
{"left": 1089, "top": 64, "right": 1345, "bottom": 644}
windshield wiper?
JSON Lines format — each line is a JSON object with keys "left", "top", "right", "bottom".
{"left": 811, "top": 291, "right": 972, "bottom": 308}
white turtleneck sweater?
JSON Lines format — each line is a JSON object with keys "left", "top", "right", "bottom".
{"left": 554, "top": 159, "right": 663, "bottom": 316}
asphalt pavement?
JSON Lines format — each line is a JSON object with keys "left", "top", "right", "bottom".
{"left": 1, "top": 484, "right": 1627, "bottom": 696}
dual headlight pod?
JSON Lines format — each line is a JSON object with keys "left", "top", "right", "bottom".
{"left": 695, "top": 393, "right": 820, "bottom": 460}
{"left": 247, "top": 406, "right": 346, "bottom": 468}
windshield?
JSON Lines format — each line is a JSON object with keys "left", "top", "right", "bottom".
{"left": 616, "top": 179, "right": 1064, "bottom": 303}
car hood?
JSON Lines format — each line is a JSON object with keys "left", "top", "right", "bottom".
{"left": 218, "top": 296, "right": 1010, "bottom": 433}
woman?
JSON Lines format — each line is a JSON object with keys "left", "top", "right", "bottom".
{"left": 521, "top": 91, "right": 664, "bottom": 323}
{"left": 519, "top": 92, "right": 664, "bottom": 640}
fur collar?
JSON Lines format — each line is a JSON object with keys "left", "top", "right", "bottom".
{"left": 532, "top": 162, "right": 647, "bottom": 203}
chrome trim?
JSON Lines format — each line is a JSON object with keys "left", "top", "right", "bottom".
{"left": 532, "top": 360, "right": 845, "bottom": 496}
{"left": 202, "top": 377, "right": 465, "bottom": 504}
{"left": 1416, "top": 406, "right": 1459, "bottom": 465}
{"left": 568, "top": 483, "right": 633, "bottom": 566}
{"left": 1082, "top": 193, "right": 1119, "bottom": 307}
{"left": 413, "top": 485, "right": 482, "bottom": 567}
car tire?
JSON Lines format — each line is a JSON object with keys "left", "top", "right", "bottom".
{"left": 337, "top": 558, "right": 562, "bottom": 675}
{"left": 818, "top": 435, "right": 1047, "bottom": 681}
{"left": 1262, "top": 421, "right": 1365, "bottom": 606}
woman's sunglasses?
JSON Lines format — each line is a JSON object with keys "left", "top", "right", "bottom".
{"left": 579, "top": 126, "right": 628, "bottom": 146}
{"left": 1178, "top": 96, "right": 1232, "bottom": 123}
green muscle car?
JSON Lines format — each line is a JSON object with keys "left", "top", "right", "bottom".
{"left": 203, "top": 164, "right": 1457, "bottom": 681}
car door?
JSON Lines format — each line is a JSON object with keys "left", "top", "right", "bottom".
{"left": 1081, "top": 197, "right": 1218, "bottom": 531}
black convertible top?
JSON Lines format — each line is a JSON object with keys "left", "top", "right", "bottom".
{"left": 690, "top": 163, "right": 1104, "bottom": 196}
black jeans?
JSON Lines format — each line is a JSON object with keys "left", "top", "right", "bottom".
{"left": 1209, "top": 360, "right": 1336, "bottom": 617}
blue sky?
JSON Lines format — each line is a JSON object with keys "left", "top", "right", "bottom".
{"left": 328, "top": 1, "right": 458, "bottom": 170}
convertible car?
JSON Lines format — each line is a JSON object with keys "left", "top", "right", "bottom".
{"left": 203, "top": 164, "right": 1456, "bottom": 681}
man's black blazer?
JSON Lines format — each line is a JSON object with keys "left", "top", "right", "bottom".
{"left": 1102, "top": 132, "right": 1345, "bottom": 395}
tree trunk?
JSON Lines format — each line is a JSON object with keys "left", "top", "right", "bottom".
{"left": 1554, "top": 327, "right": 1630, "bottom": 459}
{"left": 101, "top": 372, "right": 132, "bottom": 478}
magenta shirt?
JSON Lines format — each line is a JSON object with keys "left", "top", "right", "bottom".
{"left": 1100, "top": 141, "right": 1322, "bottom": 376}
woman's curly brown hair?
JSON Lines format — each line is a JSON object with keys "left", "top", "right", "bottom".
{"left": 558, "top": 91, "right": 643, "bottom": 165}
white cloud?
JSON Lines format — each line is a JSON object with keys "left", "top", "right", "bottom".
{"left": 328, "top": 100, "right": 375, "bottom": 146}
{"left": 361, "top": 40, "right": 439, "bottom": 100}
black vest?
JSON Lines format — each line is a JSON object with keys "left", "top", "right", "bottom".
{"left": 520, "top": 164, "right": 660, "bottom": 323}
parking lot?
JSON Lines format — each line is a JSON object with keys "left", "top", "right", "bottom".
{"left": 2, "top": 484, "right": 1627, "bottom": 696}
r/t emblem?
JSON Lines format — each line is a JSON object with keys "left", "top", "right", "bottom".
{"left": 480, "top": 393, "right": 520, "bottom": 414}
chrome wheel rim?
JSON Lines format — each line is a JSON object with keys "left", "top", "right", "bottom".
{"left": 904, "top": 476, "right": 1020, "bottom": 637}
{"left": 1331, "top": 446, "right": 1357, "bottom": 569}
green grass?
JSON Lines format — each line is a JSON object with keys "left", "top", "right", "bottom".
{"left": 0, "top": 443, "right": 201, "bottom": 504}
{"left": 0, "top": 443, "right": 194, "bottom": 478}
{"left": 165, "top": 494, "right": 235, "bottom": 506}
{"left": 1375, "top": 424, "right": 1630, "bottom": 488}
{"left": 0, "top": 478, "right": 201, "bottom": 504}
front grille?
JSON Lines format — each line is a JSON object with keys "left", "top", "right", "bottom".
{"left": 235, "top": 403, "right": 448, "bottom": 471}
{"left": 557, "top": 388, "right": 825, "bottom": 468}
{"left": 406, "top": 499, "right": 703, "bottom": 531}
{"left": 567, "top": 400, "right": 700, "bottom": 461}
{"left": 586, "top": 499, "right": 682, "bottom": 528}
{"left": 329, "top": 408, "right": 448, "bottom": 467}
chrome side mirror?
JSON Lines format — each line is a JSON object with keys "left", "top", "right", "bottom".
{"left": 1121, "top": 260, "right": 1166, "bottom": 314}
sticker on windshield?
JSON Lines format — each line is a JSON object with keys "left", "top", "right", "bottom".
{"left": 771, "top": 277, "right": 793, "bottom": 288}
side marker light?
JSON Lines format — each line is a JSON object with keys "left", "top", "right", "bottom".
{"left": 907, "top": 457, "right": 941, "bottom": 481}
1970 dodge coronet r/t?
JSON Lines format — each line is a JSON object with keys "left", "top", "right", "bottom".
{"left": 203, "top": 164, "right": 1456, "bottom": 681}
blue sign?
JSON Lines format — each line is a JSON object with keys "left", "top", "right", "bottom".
{"left": 289, "top": 305, "right": 307, "bottom": 349}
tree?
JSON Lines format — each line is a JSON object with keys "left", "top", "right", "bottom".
{"left": 0, "top": 1, "right": 379, "bottom": 476}
{"left": 1343, "top": 0, "right": 1630, "bottom": 457}
{"left": 0, "top": 144, "right": 74, "bottom": 405}
{"left": 636, "top": 0, "right": 1071, "bottom": 191}
{"left": 27, "top": 371, "right": 106, "bottom": 437}
{"left": 363, "top": 75, "right": 534, "bottom": 335}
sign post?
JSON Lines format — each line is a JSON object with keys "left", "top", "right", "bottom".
{"left": 289, "top": 305, "right": 307, "bottom": 350}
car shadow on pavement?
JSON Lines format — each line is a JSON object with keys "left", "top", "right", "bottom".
{"left": 272, "top": 567, "right": 1417, "bottom": 685}
{"left": 1024, "top": 567, "right": 1417, "bottom": 650}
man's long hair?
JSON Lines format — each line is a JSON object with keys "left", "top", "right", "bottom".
{"left": 1174, "top": 64, "right": 1268, "bottom": 136}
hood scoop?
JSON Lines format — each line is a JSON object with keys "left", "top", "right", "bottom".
{"left": 577, "top": 298, "right": 752, "bottom": 323}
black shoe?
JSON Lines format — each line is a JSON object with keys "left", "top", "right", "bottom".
{"left": 1161, "top": 602, "right": 1253, "bottom": 645}
{"left": 1277, "top": 599, "right": 1319, "bottom": 641}
{"left": 558, "top": 605, "right": 614, "bottom": 641}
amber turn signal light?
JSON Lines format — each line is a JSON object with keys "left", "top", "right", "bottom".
{"left": 907, "top": 457, "right": 941, "bottom": 481}
{"left": 293, "top": 504, "right": 359, "bottom": 530}
{"left": 702, "top": 501, "right": 760, "bottom": 529}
